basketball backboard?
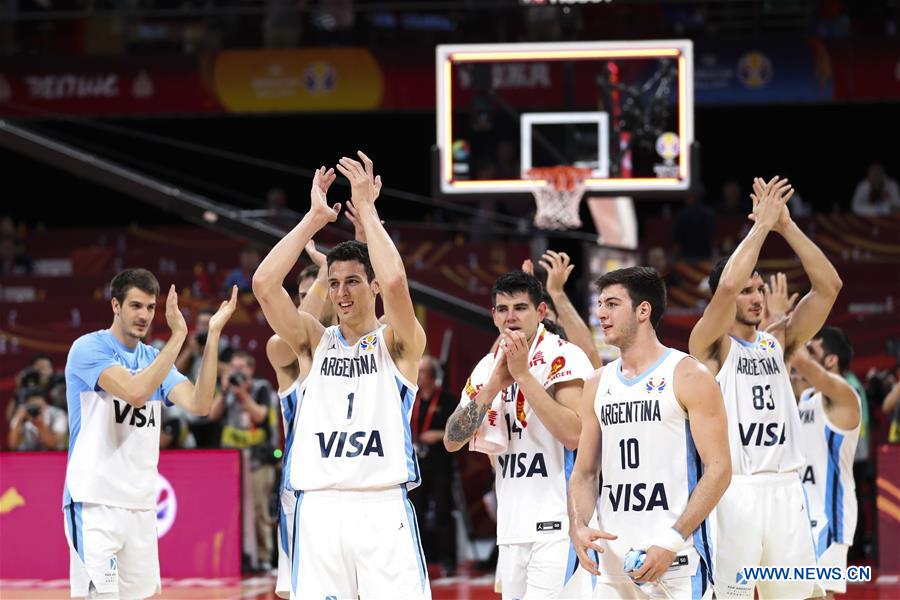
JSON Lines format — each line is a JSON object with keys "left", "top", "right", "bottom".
{"left": 435, "top": 40, "right": 694, "bottom": 195}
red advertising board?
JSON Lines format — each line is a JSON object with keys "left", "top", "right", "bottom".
{"left": 878, "top": 444, "right": 900, "bottom": 572}
{"left": 0, "top": 450, "right": 241, "bottom": 579}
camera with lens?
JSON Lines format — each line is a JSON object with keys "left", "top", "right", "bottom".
{"left": 26, "top": 404, "right": 41, "bottom": 418}
{"left": 228, "top": 371, "right": 247, "bottom": 387}
{"left": 196, "top": 330, "right": 209, "bottom": 347}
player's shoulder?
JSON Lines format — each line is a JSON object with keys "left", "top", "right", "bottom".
{"left": 68, "top": 329, "right": 113, "bottom": 357}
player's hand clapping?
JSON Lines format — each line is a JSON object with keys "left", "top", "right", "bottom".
{"left": 309, "top": 166, "right": 340, "bottom": 224}
{"left": 540, "top": 250, "right": 575, "bottom": 296}
{"left": 337, "top": 151, "right": 382, "bottom": 209}
{"left": 749, "top": 175, "right": 794, "bottom": 231}
{"left": 165, "top": 284, "right": 188, "bottom": 339}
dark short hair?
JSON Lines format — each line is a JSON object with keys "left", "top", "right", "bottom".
{"left": 541, "top": 291, "right": 557, "bottom": 315}
{"left": 708, "top": 256, "right": 760, "bottom": 295}
{"left": 327, "top": 241, "right": 375, "bottom": 282}
{"left": 491, "top": 271, "right": 543, "bottom": 308}
{"left": 30, "top": 353, "right": 52, "bottom": 366}
{"left": 595, "top": 266, "right": 667, "bottom": 329}
{"left": 298, "top": 264, "right": 320, "bottom": 287}
{"left": 110, "top": 268, "right": 160, "bottom": 304}
{"left": 230, "top": 349, "right": 256, "bottom": 369}
{"left": 814, "top": 326, "right": 853, "bottom": 372}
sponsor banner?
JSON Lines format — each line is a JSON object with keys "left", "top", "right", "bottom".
{"left": 0, "top": 56, "right": 221, "bottom": 117}
{"left": 213, "top": 48, "right": 383, "bottom": 112}
{"left": 693, "top": 39, "right": 833, "bottom": 104}
{"left": 0, "top": 450, "right": 240, "bottom": 579}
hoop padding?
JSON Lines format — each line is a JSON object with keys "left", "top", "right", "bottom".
{"left": 526, "top": 166, "right": 592, "bottom": 230}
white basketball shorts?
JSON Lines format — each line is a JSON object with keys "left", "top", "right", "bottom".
{"left": 289, "top": 486, "right": 431, "bottom": 600}
{"left": 714, "top": 473, "right": 822, "bottom": 600}
{"left": 497, "top": 535, "right": 590, "bottom": 599}
{"left": 276, "top": 487, "right": 298, "bottom": 599}
{"left": 63, "top": 502, "right": 160, "bottom": 599}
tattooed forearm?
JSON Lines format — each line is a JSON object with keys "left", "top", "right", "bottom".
{"left": 446, "top": 401, "right": 491, "bottom": 443}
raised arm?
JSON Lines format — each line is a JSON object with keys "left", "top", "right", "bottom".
{"left": 773, "top": 211, "right": 843, "bottom": 356}
{"left": 299, "top": 240, "right": 334, "bottom": 327}
{"left": 253, "top": 168, "right": 336, "bottom": 358}
{"left": 502, "top": 328, "right": 582, "bottom": 450}
{"left": 98, "top": 285, "right": 188, "bottom": 408}
{"left": 689, "top": 177, "right": 792, "bottom": 365}
{"left": 168, "top": 286, "right": 238, "bottom": 416}
{"left": 266, "top": 333, "right": 300, "bottom": 392}
{"left": 791, "top": 345, "right": 860, "bottom": 431}
{"left": 567, "top": 368, "right": 615, "bottom": 576}
{"left": 632, "top": 358, "right": 731, "bottom": 584}
{"left": 337, "top": 152, "right": 426, "bottom": 379}
{"left": 540, "top": 251, "right": 603, "bottom": 369}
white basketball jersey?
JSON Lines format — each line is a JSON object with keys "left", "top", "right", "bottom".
{"left": 716, "top": 332, "right": 805, "bottom": 475}
{"left": 279, "top": 379, "right": 301, "bottom": 492}
{"left": 798, "top": 387, "right": 859, "bottom": 551}
{"left": 461, "top": 327, "right": 593, "bottom": 544}
{"left": 288, "top": 325, "right": 420, "bottom": 492}
{"left": 594, "top": 349, "right": 714, "bottom": 581}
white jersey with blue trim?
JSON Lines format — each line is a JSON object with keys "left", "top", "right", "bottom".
{"left": 63, "top": 330, "right": 187, "bottom": 510}
{"left": 461, "top": 326, "right": 594, "bottom": 545}
{"left": 798, "top": 387, "right": 859, "bottom": 553}
{"left": 716, "top": 331, "right": 805, "bottom": 475}
{"left": 288, "top": 324, "right": 420, "bottom": 492}
{"left": 594, "top": 348, "right": 714, "bottom": 584}
{"left": 278, "top": 379, "right": 302, "bottom": 492}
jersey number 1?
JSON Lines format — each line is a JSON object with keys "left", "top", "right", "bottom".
{"left": 346, "top": 393, "right": 354, "bottom": 419}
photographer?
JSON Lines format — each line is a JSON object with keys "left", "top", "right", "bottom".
{"left": 176, "top": 308, "right": 233, "bottom": 447}
{"left": 19, "top": 354, "right": 67, "bottom": 409}
{"left": 209, "top": 350, "right": 277, "bottom": 571}
{"left": 8, "top": 387, "right": 67, "bottom": 451}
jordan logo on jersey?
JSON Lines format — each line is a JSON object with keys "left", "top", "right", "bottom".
{"left": 738, "top": 421, "right": 786, "bottom": 446}
{"left": 315, "top": 430, "right": 384, "bottom": 458}
{"left": 603, "top": 482, "right": 669, "bottom": 511}
{"left": 497, "top": 452, "right": 547, "bottom": 478}
{"left": 113, "top": 399, "right": 156, "bottom": 428}
{"left": 319, "top": 355, "right": 378, "bottom": 378}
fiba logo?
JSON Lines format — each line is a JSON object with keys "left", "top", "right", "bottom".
{"left": 737, "top": 51, "right": 773, "bottom": 89}
{"left": 156, "top": 474, "right": 177, "bottom": 538}
{"left": 655, "top": 132, "right": 680, "bottom": 162}
{"left": 303, "top": 62, "right": 337, "bottom": 95}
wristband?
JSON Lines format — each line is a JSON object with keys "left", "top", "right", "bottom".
{"left": 639, "top": 527, "right": 685, "bottom": 553}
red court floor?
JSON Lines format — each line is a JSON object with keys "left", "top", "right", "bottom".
{"left": 1, "top": 571, "right": 898, "bottom": 600}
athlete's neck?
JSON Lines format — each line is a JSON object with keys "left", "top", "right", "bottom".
{"left": 618, "top": 330, "right": 667, "bottom": 379}
{"left": 108, "top": 320, "right": 139, "bottom": 350}
{"left": 729, "top": 321, "right": 758, "bottom": 342}
{"left": 338, "top": 316, "right": 380, "bottom": 346}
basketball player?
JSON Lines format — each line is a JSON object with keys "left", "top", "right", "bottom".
{"left": 270, "top": 239, "right": 336, "bottom": 598}
{"left": 794, "top": 327, "right": 860, "bottom": 599}
{"left": 444, "top": 270, "right": 594, "bottom": 599}
{"left": 252, "top": 153, "right": 430, "bottom": 599}
{"left": 568, "top": 267, "right": 731, "bottom": 599}
{"left": 63, "top": 269, "right": 236, "bottom": 599}
{"left": 689, "top": 176, "right": 843, "bottom": 599}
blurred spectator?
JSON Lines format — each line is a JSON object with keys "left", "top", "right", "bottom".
{"left": 881, "top": 373, "right": 900, "bottom": 443}
{"left": 716, "top": 179, "right": 750, "bottom": 215}
{"left": 175, "top": 308, "right": 232, "bottom": 447}
{"left": 852, "top": 163, "right": 900, "bottom": 216}
{"left": 1, "top": 234, "right": 31, "bottom": 276}
{"left": 408, "top": 355, "right": 458, "bottom": 576}
{"left": 159, "top": 404, "right": 198, "bottom": 450}
{"left": 18, "top": 353, "right": 66, "bottom": 409}
{"left": 297, "top": 264, "right": 319, "bottom": 304}
{"left": 672, "top": 193, "right": 715, "bottom": 261}
{"left": 224, "top": 247, "right": 262, "bottom": 293}
{"left": 210, "top": 350, "right": 278, "bottom": 571}
{"left": 8, "top": 387, "right": 67, "bottom": 451}
{"left": 646, "top": 246, "right": 682, "bottom": 288}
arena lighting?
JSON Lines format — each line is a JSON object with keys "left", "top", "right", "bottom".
{"left": 436, "top": 40, "right": 693, "bottom": 194}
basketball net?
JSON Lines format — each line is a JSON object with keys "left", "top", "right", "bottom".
{"left": 526, "top": 166, "right": 592, "bottom": 230}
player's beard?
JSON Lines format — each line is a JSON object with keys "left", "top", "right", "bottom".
{"left": 735, "top": 306, "right": 761, "bottom": 327}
